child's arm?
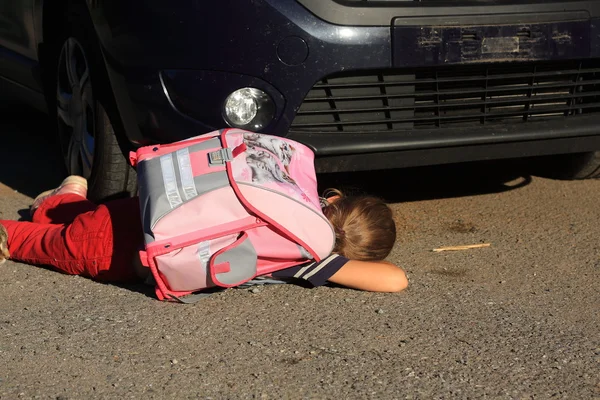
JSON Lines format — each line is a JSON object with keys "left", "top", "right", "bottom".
{"left": 327, "top": 260, "right": 408, "bottom": 293}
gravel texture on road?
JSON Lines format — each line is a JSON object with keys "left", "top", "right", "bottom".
{"left": 0, "top": 106, "right": 598, "bottom": 399}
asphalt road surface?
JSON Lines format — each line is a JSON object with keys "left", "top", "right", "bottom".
{"left": 0, "top": 104, "right": 599, "bottom": 399}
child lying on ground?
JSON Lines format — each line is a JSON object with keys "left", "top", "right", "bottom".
{"left": 0, "top": 176, "right": 408, "bottom": 294}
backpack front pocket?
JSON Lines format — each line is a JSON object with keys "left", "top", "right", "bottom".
{"left": 208, "top": 232, "right": 257, "bottom": 287}
{"left": 155, "top": 234, "right": 237, "bottom": 291}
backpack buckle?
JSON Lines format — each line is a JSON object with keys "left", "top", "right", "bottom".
{"left": 208, "top": 148, "right": 233, "bottom": 166}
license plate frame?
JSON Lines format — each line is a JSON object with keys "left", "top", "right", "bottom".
{"left": 392, "top": 19, "right": 591, "bottom": 67}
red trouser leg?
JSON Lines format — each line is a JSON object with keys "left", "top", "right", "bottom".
{"left": 1, "top": 195, "right": 143, "bottom": 283}
{"left": 32, "top": 193, "right": 97, "bottom": 225}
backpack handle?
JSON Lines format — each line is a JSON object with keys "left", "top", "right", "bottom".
{"left": 207, "top": 142, "right": 247, "bottom": 167}
{"left": 231, "top": 142, "right": 247, "bottom": 158}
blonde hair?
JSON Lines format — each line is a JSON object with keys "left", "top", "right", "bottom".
{"left": 321, "top": 189, "right": 396, "bottom": 261}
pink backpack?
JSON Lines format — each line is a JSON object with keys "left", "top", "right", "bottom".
{"left": 129, "top": 128, "right": 335, "bottom": 301}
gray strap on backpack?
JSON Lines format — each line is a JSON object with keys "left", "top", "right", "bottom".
{"left": 167, "top": 288, "right": 224, "bottom": 304}
{"left": 237, "top": 277, "right": 290, "bottom": 288}
{"left": 168, "top": 277, "right": 289, "bottom": 303}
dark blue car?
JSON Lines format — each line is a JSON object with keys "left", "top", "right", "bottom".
{"left": 2, "top": 0, "right": 600, "bottom": 200}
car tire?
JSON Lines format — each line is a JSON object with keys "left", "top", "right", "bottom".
{"left": 534, "top": 151, "right": 600, "bottom": 180}
{"left": 52, "top": 5, "right": 136, "bottom": 202}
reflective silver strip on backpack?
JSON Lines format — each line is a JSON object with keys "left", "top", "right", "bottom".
{"left": 176, "top": 148, "right": 198, "bottom": 201}
{"left": 160, "top": 153, "right": 183, "bottom": 209}
{"left": 139, "top": 137, "right": 230, "bottom": 243}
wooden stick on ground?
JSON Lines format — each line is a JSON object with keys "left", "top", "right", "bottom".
{"left": 432, "top": 243, "right": 491, "bottom": 252}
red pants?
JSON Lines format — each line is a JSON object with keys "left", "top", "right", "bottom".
{"left": 1, "top": 194, "right": 144, "bottom": 282}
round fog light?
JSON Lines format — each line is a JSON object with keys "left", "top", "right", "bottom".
{"left": 224, "top": 88, "right": 275, "bottom": 130}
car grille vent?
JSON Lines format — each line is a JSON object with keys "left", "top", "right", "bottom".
{"left": 290, "top": 60, "right": 600, "bottom": 133}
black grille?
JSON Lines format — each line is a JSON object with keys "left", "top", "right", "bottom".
{"left": 290, "top": 60, "right": 600, "bottom": 133}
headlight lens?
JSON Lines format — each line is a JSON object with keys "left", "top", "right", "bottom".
{"left": 224, "top": 88, "right": 275, "bottom": 131}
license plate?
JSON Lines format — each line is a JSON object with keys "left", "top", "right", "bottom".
{"left": 392, "top": 19, "right": 591, "bottom": 67}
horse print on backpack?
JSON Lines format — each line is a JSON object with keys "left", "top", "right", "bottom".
{"left": 243, "top": 133, "right": 295, "bottom": 167}
{"left": 243, "top": 133, "right": 297, "bottom": 185}
{"left": 245, "top": 147, "right": 297, "bottom": 185}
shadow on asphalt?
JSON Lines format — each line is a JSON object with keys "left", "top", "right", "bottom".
{"left": 317, "top": 161, "right": 534, "bottom": 203}
{"left": 0, "top": 104, "right": 65, "bottom": 198}
{"left": 0, "top": 104, "right": 535, "bottom": 204}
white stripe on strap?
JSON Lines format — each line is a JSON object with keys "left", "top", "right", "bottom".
{"left": 160, "top": 153, "right": 183, "bottom": 208}
{"left": 293, "top": 262, "right": 315, "bottom": 279}
{"left": 198, "top": 240, "right": 211, "bottom": 266}
{"left": 302, "top": 254, "right": 338, "bottom": 280}
{"left": 176, "top": 148, "right": 198, "bottom": 200}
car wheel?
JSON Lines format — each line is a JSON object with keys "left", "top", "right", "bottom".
{"left": 54, "top": 8, "right": 136, "bottom": 202}
{"left": 534, "top": 151, "right": 600, "bottom": 180}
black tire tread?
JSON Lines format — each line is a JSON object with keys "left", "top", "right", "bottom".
{"left": 87, "top": 105, "right": 137, "bottom": 201}
{"left": 571, "top": 151, "right": 600, "bottom": 179}
{"left": 535, "top": 151, "right": 600, "bottom": 180}
{"left": 58, "top": 3, "right": 137, "bottom": 202}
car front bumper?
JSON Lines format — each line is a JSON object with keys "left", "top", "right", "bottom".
{"left": 92, "top": 0, "right": 600, "bottom": 171}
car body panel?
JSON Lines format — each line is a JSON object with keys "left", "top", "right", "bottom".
{"left": 0, "top": 0, "right": 45, "bottom": 110}
{"left": 0, "top": 0, "right": 37, "bottom": 60}
{"left": 296, "top": 0, "right": 600, "bottom": 26}
{"left": 2, "top": 0, "right": 600, "bottom": 173}
{"left": 0, "top": 0, "right": 40, "bottom": 85}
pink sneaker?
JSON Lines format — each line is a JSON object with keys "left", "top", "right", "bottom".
{"left": 30, "top": 175, "right": 88, "bottom": 217}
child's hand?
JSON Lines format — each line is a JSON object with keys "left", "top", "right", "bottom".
{"left": 0, "top": 224, "right": 10, "bottom": 264}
